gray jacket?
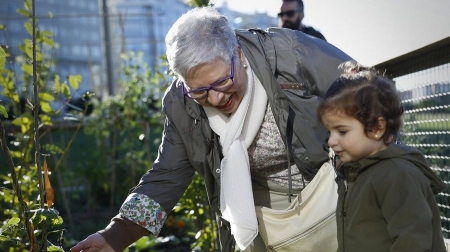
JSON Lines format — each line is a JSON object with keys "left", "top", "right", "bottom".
{"left": 101, "top": 28, "right": 352, "bottom": 251}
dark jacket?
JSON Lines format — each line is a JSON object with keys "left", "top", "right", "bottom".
{"left": 302, "top": 26, "right": 326, "bottom": 41}
{"left": 100, "top": 28, "right": 351, "bottom": 252}
{"left": 336, "top": 144, "right": 447, "bottom": 252}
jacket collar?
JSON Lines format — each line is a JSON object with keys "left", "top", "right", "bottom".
{"left": 340, "top": 144, "right": 447, "bottom": 194}
{"left": 341, "top": 145, "right": 399, "bottom": 182}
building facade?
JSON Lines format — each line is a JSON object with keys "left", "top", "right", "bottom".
{"left": 0, "top": 0, "right": 103, "bottom": 98}
{"left": 1, "top": 0, "right": 277, "bottom": 103}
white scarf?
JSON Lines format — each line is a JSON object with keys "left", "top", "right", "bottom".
{"left": 204, "top": 60, "right": 268, "bottom": 250}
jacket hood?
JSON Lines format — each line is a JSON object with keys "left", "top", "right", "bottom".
{"left": 343, "top": 144, "right": 446, "bottom": 194}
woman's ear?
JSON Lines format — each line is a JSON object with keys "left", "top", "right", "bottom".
{"left": 369, "top": 117, "right": 387, "bottom": 140}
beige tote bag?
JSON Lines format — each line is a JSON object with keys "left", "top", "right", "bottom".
{"left": 255, "top": 162, "right": 338, "bottom": 252}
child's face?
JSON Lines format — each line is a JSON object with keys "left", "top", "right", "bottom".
{"left": 321, "top": 112, "right": 388, "bottom": 163}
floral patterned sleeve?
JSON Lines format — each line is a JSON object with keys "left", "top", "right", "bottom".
{"left": 119, "top": 193, "right": 168, "bottom": 235}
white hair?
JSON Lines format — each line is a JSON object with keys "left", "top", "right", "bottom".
{"left": 165, "top": 7, "right": 239, "bottom": 79}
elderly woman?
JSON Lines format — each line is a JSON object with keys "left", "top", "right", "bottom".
{"left": 71, "top": 7, "right": 351, "bottom": 252}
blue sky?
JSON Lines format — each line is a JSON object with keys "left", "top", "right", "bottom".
{"left": 212, "top": 0, "right": 450, "bottom": 66}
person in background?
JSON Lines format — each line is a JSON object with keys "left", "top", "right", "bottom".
{"left": 71, "top": 6, "right": 350, "bottom": 252}
{"left": 278, "top": 0, "right": 326, "bottom": 41}
{"left": 318, "top": 61, "right": 447, "bottom": 252}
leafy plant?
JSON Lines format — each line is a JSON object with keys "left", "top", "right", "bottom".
{"left": 186, "top": 0, "right": 213, "bottom": 8}
{"left": 0, "top": 0, "right": 83, "bottom": 250}
{"left": 83, "top": 51, "right": 166, "bottom": 214}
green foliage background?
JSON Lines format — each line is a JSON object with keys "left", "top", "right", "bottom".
{"left": 0, "top": 0, "right": 218, "bottom": 251}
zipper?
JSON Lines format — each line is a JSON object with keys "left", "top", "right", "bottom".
{"left": 341, "top": 180, "right": 348, "bottom": 252}
{"left": 266, "top": 210, "right": 335, "bottom": 251}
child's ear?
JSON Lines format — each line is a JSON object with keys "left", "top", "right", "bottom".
{"left": 369, "top": 117, "right": 387, "bottom": 140}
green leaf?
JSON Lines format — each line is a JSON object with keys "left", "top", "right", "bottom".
{"left": 69, "top": 75, "right": 82, "bottom": 90}
{"left": 0, "top": 235, "right": 12, "bottom": 241}
{"left": 10, "top": 151, "right": 23, "bottom": 158}
{"left": 4, "top": 76, "right": 15, "bottom": 90}
{"left": 51, "top": 216, "right": 64, "bottom": 226}
{"left": 7, "top": 217, "right": 20, "bottom": 226}
{"left": 48, "top": 11, "right": 53, "bottom": 19}
{"left": 40, "top": 101, "right": 53, "bottom": 113}
{"left": 42, "top": 144, "right": 63, "bottom": 155}
{"left": 24, "top": 0, "right": 32, "bottom": 10}
{"left": 12, "top": 117, "right": 25, "bottom": 126}
{"left": 23, "top": 43, "right": 42, "bottom": 61}
{"left": 36, "top": 51, "right": 42, "bottom": 61}
{"left": 38, "top": 92, "right": 55, "bottom": 102}
{"left": 61, "top": 83, "right": 71, "bottom": 98}
{"left": 22, "top": 63, "right": 33, "bottom": 76}
{"left": 24, "top": 43, "right": 33, "bottom": 58}
{"left": 42, "top": 30, "right": 53, "bottom": 37}
{"left": 0, "top": 53, "right": 6, "bottom": 66}
{"left": 22, "top": 117, "right": 31, "bottom": 124}
{"left": 30, "top": 208, "right": 60, "bottom": 225}
{"left": 54, "top": 75, "right": 61, "bottom": 92}
{"left": 24, "top": 22, "right": 33, "bottom": 36}
{"left": 173, "top": 206, "right": 186, "bottom": 213}
{"left": 134, "top": 236, "right": 154, "bottom": 250}
{"left": 21, "top": 123, "right": 29, "bottom": 133}
{"left": 40, "top": 114, "right": 53, "bottom": 126}
{"left": 83, "top": 91, "right": 95, "bottom": 99}
{"left": 0, "top": 105, "right": 8, "bottom": 118}
{"left": 11, "top": 93, "right": 20, "bottom": 103}
{"left": 0, "top": 24, "right": 5, "bottom": 31}
{"left": 43, "top": 36, "right": 55, "bottom": 47}
{"left": 0, "top": 47, "right": 6, "bottom": 57}
{"left": 17, "top": 9, "right": 30, "bottom": 17}
{"left": 1, "top": 217, "right": 21, "bottom": 231}
{"left": 157, "top": 72, "right": 166, "bottom": 80}
{"left": 47, "top": 246, "right": 64, "bottom": 252}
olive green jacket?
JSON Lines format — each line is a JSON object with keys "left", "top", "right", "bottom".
{"left": 336, "top": 144, "right": 446, "bottom": 252}
{"left": 100, "top": 28, "right": 351, "bottom": 251}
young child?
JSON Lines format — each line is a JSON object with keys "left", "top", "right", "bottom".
{"left": 317, "top": 61, "right": 447, "bottom": 252}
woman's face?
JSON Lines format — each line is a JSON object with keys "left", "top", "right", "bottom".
{"left": 183, "top": 53, "right": 247, "bottom": 115}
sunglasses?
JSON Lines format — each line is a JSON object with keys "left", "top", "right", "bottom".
{"left": 277, "top": 10, "right": 298, "bottom": 18}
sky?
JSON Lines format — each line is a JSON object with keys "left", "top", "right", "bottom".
{"left": 211, "top": 0, "right": 450, "bottom": 66}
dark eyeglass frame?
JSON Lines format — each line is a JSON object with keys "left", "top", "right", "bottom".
{"left": 277, "top": 10, "right": 298, "bottom": 18}
{"left": 182, "top": 55, "right": 235, "bottom": 100}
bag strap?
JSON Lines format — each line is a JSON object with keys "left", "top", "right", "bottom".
{"left": 285, "top": 104, "right": 308, "bottom": 203}
{"left": 286, "top": 105, "right": 295, "bottom": 203}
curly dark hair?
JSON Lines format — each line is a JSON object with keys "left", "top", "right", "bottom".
{"left": 317, "top": 61, "right": 404, "bottom": 144}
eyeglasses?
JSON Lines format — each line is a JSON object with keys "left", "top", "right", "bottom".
{"left": 277, "top": 10, "right": 297, "bottom": 18}
{"left": 182, "top": 56, "right": 235, "bottom": 100}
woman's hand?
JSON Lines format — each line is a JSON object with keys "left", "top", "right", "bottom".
{"left": 70, "top": 233, "right": 114, "bottom": 252}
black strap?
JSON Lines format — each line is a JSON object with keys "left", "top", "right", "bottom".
{"left": 285, "top": 105, "right": 295, "bottom": 203}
